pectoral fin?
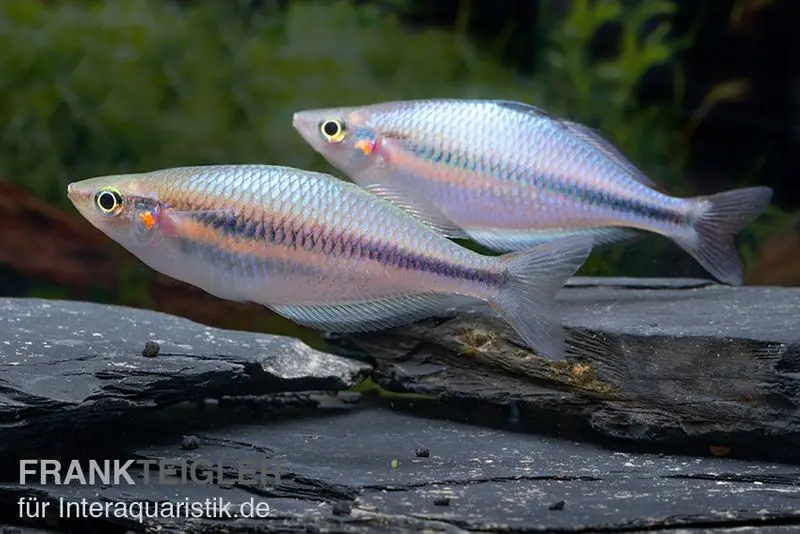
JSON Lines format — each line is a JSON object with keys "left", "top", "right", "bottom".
{"left": 361, "top": 183, "right": 470, "bottom": 240}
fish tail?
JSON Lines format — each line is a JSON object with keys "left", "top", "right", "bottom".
{"left": 490, "top": 235, "right": 594, "bottom": 361}
{"left": 675, "top": 186, "right": 773, "bottom": 286}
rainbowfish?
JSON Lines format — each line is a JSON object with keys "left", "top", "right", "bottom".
{"left": 292, "top": 99, "right": 773, "bottom": 285}
{"left": 66, "top": 164, "right": 594, "bottom": 361}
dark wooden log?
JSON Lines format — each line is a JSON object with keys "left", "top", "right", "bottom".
{"left": 328, "top": 277, "right": 800, "bottom": 464}
{"left": 1, "top": 285, "right": 799, "bottom": 531}
{"left": 2, "top": 408, "right": 799, "bottom": 532}
{"left": 0, "top": 297, "right": 370, "bottom": 457}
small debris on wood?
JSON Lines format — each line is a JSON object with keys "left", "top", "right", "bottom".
{"left": 434, "top": 497, "right": 451, "bottom": 506}
{"left": 181, "top": 435, "right": 200, "bottom": 450}
{"left": 548, "top": 500, "right": 565, "bottom": 511}
{"left": 141, "top": 340, "right": 160, "bottom": 358}
{"left": 415, "top": 447, "right": 430, "bottom": 458}
{"left": 332, "top": 500, "right": 352, "bottom": 516}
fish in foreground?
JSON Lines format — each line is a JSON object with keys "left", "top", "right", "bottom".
{"left": 66, "top": 165, "right": 594, "bottom": 361}
{"left": 293, "top": 99, "right": 773, "bottom": 286}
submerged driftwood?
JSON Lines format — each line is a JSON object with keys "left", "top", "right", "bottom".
{"left": 0, "top": 297, "right": 370, "bottom": 456}
{"left": 1, "top": 282, "right": 799, "bottom": 532}
{"left": 329, "top": 277, "right": 800, "bottom": 463}
{"left": 3, "top": 408, "right": 800, "bottom": 532}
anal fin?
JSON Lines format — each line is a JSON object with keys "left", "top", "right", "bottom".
{"left": 271, "top": 293, "right": 478, "bottom": 333}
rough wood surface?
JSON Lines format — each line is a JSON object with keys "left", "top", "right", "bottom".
{"left": 0, "top": 297, "right": 369, "bottom": 455}
{"left": 1, "top": 285, "right": 799, "bottom": 531}
{"left": 2, "top": 408, "right": 799, "bottom": 532}
{"left": 329, "top": 278, "right": 800, "bottom": 464}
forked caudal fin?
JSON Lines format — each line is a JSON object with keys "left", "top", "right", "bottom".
{"left": 490, "top": 235, "right": 594, "bottom": 361}
{"left": 674, "top": 186, "right": 773, "bottom": 286}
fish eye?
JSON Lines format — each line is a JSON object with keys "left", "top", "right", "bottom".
{"left": 319, "top": 118, "right": 347, "bottom": 143}
{"left": 94, "top": 188, "right": 123, "bottom": 215}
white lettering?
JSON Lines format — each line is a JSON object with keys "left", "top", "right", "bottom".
{"left": 114, "top": 460, "right": 135, "bottom": 484}
{"left": 241, "top": 498, "right": 270, "bottom": 518}
{"left": 18, "top": 496, "right": 50, "bottom": 518}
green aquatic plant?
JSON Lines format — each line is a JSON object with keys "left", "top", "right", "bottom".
{"left": 0, "top": 0, "right": 791, "bottom": 339}
{"left": 0, "top": 0, "right": 538, "bottom": 207}
{"left": 532, "top": 0, "right": 692, "bottom": 276}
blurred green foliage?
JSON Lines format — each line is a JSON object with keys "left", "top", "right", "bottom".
{"left": 0, "top": 0, "right": 793, "bottom": 324}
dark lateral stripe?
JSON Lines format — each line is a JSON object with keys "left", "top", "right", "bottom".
{"left": 183, "top": 211, "right": 503, "bottom": 287}
{"left": 175, "top": 238, "right": 321, "bottom": 278}
{"left": 403, "top": 142, "right": 685, "bottom": 226}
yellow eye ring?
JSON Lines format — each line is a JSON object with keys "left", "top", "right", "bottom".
{"left": 319, "top": 119, "right": 347, "bottom": 143}
{"left": 95, "top": 188, "right": 123, "bottom": 215}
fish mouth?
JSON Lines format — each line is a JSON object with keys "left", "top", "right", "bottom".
{"left": 66, "top": 181, "right": 88, "bottom": 204}
{"left": 291, "top": 111, "right": 318, "bottom": 144}
{"left": 66, "top": 181, "right": 97, "bottom": 219}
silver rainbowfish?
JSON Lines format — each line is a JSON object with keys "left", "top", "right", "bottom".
{"left": 292, "top": 99, "right": 773, "bottom": 285}
{"left": 66, "top": 165, "right": 594, "bottom": 361}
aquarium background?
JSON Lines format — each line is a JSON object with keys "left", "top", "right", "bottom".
{"left": 0, "top": 0, "right": 796, "bottom": 345}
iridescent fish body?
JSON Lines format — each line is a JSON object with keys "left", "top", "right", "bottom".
{"left": 293, "top": 99, "right": 773, "bottom": 285}
{"left": 67, "top": 165, "right": 594, "bottom": 361}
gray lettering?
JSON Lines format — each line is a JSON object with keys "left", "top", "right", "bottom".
{"left": 40, "top": 460, "right": 62, "bottom": 484}
{"left": 19, "top": 460, "right": 38, "bottom": 484}
{"left": 63, "top": 460, "right": 87, "bottom": 484}
{"left": 191, "top": 458, "right": 214, "bottom": 484}
{"left": 159, "top": 459, "right": 179, "bottom": 485}
{"left": 88, "top": 460, "right": 111, "bottom": 485}
{"left": 137, "top": 459, "right": 157, "bottom": 483}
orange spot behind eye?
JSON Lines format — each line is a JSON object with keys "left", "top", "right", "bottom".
{"left": 355, "top": 139, "right": 376, "bottom": 155}
{"left": 139, "top": 211, "right": 156, "bottom": 230}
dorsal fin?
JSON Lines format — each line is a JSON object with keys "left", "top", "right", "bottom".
{"left": 362, "top": 183, "right": 470, "bottom": 240}
{"left": 560, "top": 120, "right": 661, "bottom": 190}
{"left": 493, "top": 99, "right": 663, "bottom": 192}
{"left": 492, "top": 100, "right": 552, "bottom": 118}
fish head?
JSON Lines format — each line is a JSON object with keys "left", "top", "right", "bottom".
{"left": 292, "top": 107, "right": 382, "bottom": 176}
{"left": 67, "top": 173, "right": 174, "bottom": 259}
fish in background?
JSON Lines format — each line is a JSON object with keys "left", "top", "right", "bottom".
{"left": 292, "top": 99, "right": 773, "bottom": 286}
{"left": 66, "top": 164, "right": 594, "bottom": 361}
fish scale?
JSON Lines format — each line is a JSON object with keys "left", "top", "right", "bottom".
{"left": 293, "top": 99, "right": 772, "bottom": 285}
{"left": 67, "top": 164, "right": 595, "bottom": 361}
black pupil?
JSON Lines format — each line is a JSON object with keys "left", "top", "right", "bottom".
{"left": 323, "top": 121, "right": 340, "bottom": 137}
{"left": 98, "top": 191, "right": 117, "bottom": 211}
